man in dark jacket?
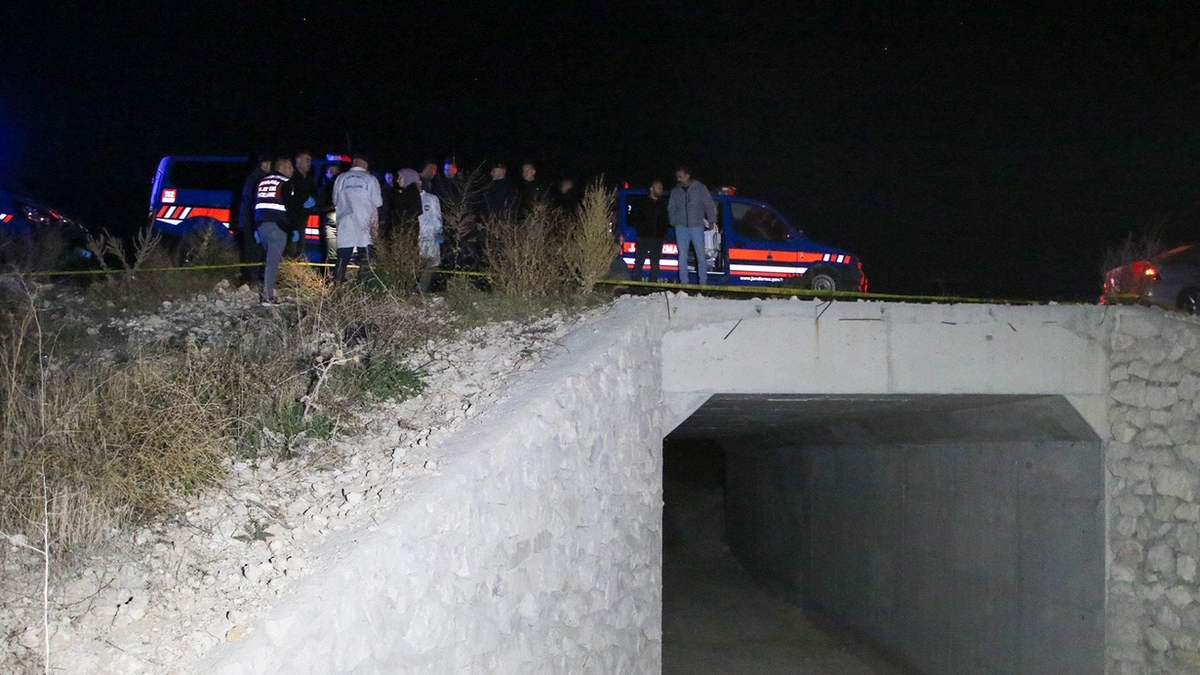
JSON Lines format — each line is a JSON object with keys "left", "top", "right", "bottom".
{"left": 286, "top": 151, "right": 317, "bottom": 257}
{"left": 316, "top": 164, "right": 341, "bottom": 263}
{"left": 429, "top": 156, "right": 461, "bottom": 204}
{"left": 483, "top": 162, "right": 516, "bottom": 219}
{"left": 631, "top": 180, "right": 671, "bottom": 282}
{"left": 237, "top": 154, "right": 272, "bottom": 281}
{"left": 551, "top": 178, "right": 581, "bottom": 214}
{"left": 516, "top": 162, "right": 548, "bottom": 218}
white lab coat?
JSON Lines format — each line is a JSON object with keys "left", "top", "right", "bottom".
{"left": 332, "top": 167, "right": 382, "bottom": 249}
{"left": 417, "top": 191, "right": 443, "bottom": 263}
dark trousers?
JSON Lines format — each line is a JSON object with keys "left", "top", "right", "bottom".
{"left": 236, "top": 226, "right": 264, "bottom": 282}
{"left": 333, "top": 246, "right": 371, "bottom": 283}
{"left": 631, "top": 236, "right": 665, "bottom": 282}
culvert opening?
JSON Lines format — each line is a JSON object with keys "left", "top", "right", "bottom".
{"left": 662, "top": 394, "right": 1104, "bottom": 675}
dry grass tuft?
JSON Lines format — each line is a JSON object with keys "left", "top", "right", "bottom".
{"left": 277, "top": 257, "right": 327, "bottom": 299}
{"left": 484, "top": 203, "right": 564, "bottom": 296}
{"left": 562, "top": 179, "right": 618, "bottom": 294}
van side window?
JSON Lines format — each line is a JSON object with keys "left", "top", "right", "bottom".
{"left": 731, "top": 202, "right": 790, "bottom": 242}
{"left": 168, "top": 161, "right": 249, "bottom": 192}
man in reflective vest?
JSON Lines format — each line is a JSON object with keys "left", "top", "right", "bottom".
{"left": 254, "top": 157, "right": 298, "bottom": 305}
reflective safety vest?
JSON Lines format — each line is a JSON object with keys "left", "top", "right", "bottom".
{"left": 254, "top": 173, "right": 291, "bottom": 224}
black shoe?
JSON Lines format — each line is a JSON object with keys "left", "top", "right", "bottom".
{"left": 259, "top": 294, "right": 281, "bottom": 307}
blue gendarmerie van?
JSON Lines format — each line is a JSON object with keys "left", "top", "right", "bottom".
{"left": 617, "top": 186, "right": 867, "bottom": 292}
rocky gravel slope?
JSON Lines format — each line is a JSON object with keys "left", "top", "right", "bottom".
{"left": 1, "top": 283, "right": 588, "bottom": 674}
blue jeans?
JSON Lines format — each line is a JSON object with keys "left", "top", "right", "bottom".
{"left": 676, "top": 226, "right": 707, "bottom": 286}
{"left": 256, "top": 221, "right": 288, "bottom": 299}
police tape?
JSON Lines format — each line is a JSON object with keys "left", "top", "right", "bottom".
{"left": 7, "top": 262, "right": 1095, "bottom": 307}
{"left": 14, "top": 260, "right": 350, "bottom": 277}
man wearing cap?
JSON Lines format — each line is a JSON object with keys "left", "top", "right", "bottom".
{"left": 332, "top": 154, "right": 382, "bottom": 283}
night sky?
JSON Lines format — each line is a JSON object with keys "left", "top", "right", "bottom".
{"left": 3, "top": 3, "right": 1198, "bottom": 299}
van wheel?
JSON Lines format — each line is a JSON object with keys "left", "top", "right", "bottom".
{"left": 1178, "top": 287, "right": 1200, "bottom": 314}
{"left": 176, "top": 217, "right": 234, "bottom": 265}
{"left": 805, "top": 266, "right": 838, "bottom": 292}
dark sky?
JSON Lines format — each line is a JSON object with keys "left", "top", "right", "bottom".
{"left": 3, "top": 2, "right": 1198, "bottom": 299}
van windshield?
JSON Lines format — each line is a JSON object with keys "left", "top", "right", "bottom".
{"left": 730, "top": 202, "right": 794, "bottom": 242}
{"left": 168, "top": 161, "right": 250, "bottom": 192}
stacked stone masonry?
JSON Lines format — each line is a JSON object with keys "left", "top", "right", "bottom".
{"left": 1107, "top": 309, "right": 1200, "bottom": 675}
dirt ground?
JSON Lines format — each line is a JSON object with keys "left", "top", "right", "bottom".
{"left": 663, "top": 556, "right": 914, "bottom": 675}
{"left": 661, "top": 475, "right": 913, "bottom": 675}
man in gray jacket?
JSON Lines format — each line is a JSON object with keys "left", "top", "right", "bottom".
{"left": 668, "top": 166, "right": 717, "bottom": 285}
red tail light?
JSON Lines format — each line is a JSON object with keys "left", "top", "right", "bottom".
{"left": 1144, "top": 265, "right": 1160, "bottom": 281}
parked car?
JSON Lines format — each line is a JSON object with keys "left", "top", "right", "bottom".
{"left": 1103, "top": 244, "right": 1200, "bottom": 313}
{"left": 0, "top": 189, "right": 93, "bottom": 272}
{"left": 617, "top": 187, "right": 867, "bottom": 291}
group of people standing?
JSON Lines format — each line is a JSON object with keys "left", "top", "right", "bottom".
{"left": 239, "top": 152, "right": 587, "bottom": 305}
{"left": 627, "top": 166, "right": 718, "bottom": 286}
{"left": 240, "top": 152, "right": 718, "bottom": 303}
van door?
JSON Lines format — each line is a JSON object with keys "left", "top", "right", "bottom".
{"left": 726, "top": 200, "right": 803, "bottom": 284}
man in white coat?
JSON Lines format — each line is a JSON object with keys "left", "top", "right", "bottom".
{"left": 332, "top": 154, "right": 382, "bottom": 283}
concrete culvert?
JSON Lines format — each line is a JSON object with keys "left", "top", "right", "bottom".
{"left": 667, "top": 394, "right": 1104, "bottom": 675}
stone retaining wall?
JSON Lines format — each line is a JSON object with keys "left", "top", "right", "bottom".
{"left": 1107, "top": 309, "right": 1200, "bottom": 675}
{"left": 195, "top": 301, "right": 665, "bottom": 674}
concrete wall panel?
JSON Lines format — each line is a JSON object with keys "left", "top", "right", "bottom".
{"left": 200, "top": 301, "right": 667, "bottom": 675}
{"left": 723, "top": 434, "right": 1104, "bottom": 675}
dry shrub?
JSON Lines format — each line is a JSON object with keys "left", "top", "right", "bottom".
{"left": 485, "top": 202, "right": 563, "bottom": 296}
{"left": 0, "top": 354, "right": 234, "bottom": 550}
{"left": 1103, "top": 228, "right": 1168, "bottom": 274}
{"left": 0, "top": 260, "right": 449, "bottom": 556}
{"left": 371, "top": 226, "right": 426, "bottom": 292}
{"left": 440, "top": 168, "right": 490, "bottom": 271}
{"left": 84, "top": 226, "right": 240, "bottom": 310}
{"left": 562, "top": 179, "right": 618, "bottom": 293}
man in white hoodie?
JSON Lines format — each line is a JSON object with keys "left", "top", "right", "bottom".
{"left": 332, "top": 154, "right": 382, "bottom": 283}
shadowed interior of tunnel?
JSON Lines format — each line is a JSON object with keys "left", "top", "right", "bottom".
{"left": 661, "top": 394, "right": 1106, "bottom": 675}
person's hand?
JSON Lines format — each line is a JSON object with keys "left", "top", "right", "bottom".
{"left": 302, "top": 197, "right": 316, "bottom": 209}
{"left": 253, "top": 230, "right": 261, "bottom": 244}
{"left": 291, "top": 230, "right": 300, "bottom": 243}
